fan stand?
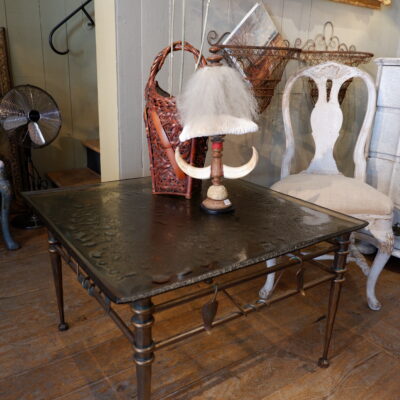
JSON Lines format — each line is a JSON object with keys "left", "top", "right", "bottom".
{"left": 11, "top": 141, "right": 43, "bottom": 230}
{"left": 0, "top": 85, "right": 62, "bottom": 229}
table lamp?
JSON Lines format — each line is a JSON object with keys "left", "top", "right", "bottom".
{"left": 175, "top": 47, "right": 259, "bottom": 214}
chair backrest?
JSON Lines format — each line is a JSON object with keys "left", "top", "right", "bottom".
{"left": 281, "top": 62, "right": 376, "bottom": 182}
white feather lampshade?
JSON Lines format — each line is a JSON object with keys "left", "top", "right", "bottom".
{"left": 175, "top": 63, "right": 260, "bottom": 214}
{"left": 179, "top": 115, "right": 258, "bottom": 141}
{"left": 177, "top": 65, "right": 258, "bottom": 141}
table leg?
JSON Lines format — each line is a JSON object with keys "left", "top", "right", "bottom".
{"left": 318, "top": 234, "right": 350, "bottom": 368}
{"left": 132, "top": 298, "right": 154, "bottom": 400}
{"left": 48, "top": 231, "right": 69, "bottom": 331}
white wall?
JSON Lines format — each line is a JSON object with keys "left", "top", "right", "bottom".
{"left": 99, "top": 0, "right": 204, "bottom": 181}
{"left": 113, "top": 0, "right": 400, "bottom": 186}
{"left": 4, "top": 0, "right": 398, "bottom": 184}
{"left": 0, "top": 0, "right": 98, "bottom": 176}
{"left": 115, "top": 0, "right": 143, "bottom": 180}
{"left": 95, "top": 0, "right": 119, "bottom": 182}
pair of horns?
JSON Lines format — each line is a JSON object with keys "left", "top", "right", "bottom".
{"left": 175, "top": 146, "right": 259, "bottom": 180}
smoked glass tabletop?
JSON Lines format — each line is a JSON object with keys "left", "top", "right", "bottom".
{"left": 23, "top": 178, "right": 367, "bottom": 303}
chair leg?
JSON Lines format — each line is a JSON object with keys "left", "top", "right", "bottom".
{"left": 354, "top": 228, "right": 394, "bottom": 311}
{"left": 349, "top": 235, "right": 371, "bottom": 276}
{"left": 355, "top": 239, "right": 376, "bottom": 255}
{"left": 366, "top": 246, "right": 392, "bottom": 311}
{"left": 259, "top": 258, "right": 276, "bottom": 299}
{"left": 0, "top": 176, "right": 19, "bottom": 250}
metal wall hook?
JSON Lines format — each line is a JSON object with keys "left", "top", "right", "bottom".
{"left": 207, "top": 30, "right": 231, "bottom": 46}
{"left": 49, "top": 0, "right": 94, "bottom": 55}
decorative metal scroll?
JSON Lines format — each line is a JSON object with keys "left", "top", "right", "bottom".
{"left": 295, "top": 21, "right": 356, "bottom": 54}
{"left": 295, "top": 22, "right": 373, "bottom": 105}
{"left": 207, "top": 30, "right": 231, "bottom": 46}
{"left": 49, "top": 0, "right": 95, "bottom": 55}
{"left": 207, "top": 22, "right": 373, "bottom": 111}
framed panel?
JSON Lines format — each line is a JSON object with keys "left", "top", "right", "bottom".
{"left": 329, "top": 0, "right": 389, "bottom": 9}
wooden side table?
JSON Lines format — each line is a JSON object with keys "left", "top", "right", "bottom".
{"left": 367, "top": 57, "right": 400, "bottom": 258}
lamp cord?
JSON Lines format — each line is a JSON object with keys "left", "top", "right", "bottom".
{"left": 168, "top": 0, "right": 176, "bottom": 96}
{"left": 179, "top": 0, "right": 186, "bottom": 93}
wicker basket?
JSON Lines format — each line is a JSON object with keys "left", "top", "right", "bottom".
{"left": 144, "top": 41, "right": 208, "bottom": 199}
{"left": 215, "top": 44, "right": 300, "bottom": 113}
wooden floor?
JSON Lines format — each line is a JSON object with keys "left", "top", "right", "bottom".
{"left": 1, "top": 228, "right": 400, "bottom": 400}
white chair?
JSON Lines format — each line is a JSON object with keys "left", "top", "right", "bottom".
{"left": 259, "top": 62, "right": 394, "bottom": 310}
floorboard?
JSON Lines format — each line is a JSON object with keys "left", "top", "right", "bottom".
{"left": 0, "top": 228, "right": 399, "bottom": 399}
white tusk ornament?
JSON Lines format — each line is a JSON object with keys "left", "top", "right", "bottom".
{"left": 175, "top": 147, "right": 211, "bottom": 180}
{"left": 223, "top": 147, "right": 258, "bottom": 179}
{"left": 175, "top": 146, "right": 258, "bottom": 180}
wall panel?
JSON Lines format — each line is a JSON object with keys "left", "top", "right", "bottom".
{"left": 0, "top": 0, "right": 98, "bottom": 177}
{"left": 4, "top": 0, "right": 45, "bottom": 87}
{"left": 116, "top": 0, "right": 143, "bottom": 179}
{"left": 35, "top": 0, "right": 74, "bottom": 174}
{"left": 67, "top": 0, "right": 98, "bottom": 168}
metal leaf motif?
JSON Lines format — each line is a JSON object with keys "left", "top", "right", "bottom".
{"left": 201, "top": 300, "right": 218, "bottom": 331}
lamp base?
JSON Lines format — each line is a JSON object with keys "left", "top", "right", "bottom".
{"left": 201, "top": 197, "right": 234, "bottom": 215}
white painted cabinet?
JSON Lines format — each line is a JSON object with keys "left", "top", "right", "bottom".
{"left": 367, "top": 58, "right": 400, "bottom": 257}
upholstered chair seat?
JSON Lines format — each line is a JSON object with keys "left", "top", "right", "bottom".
{"left": 272, "top": 173, "right": 393, "bottom": 216}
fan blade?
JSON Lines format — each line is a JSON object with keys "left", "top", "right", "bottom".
{"left": 28, "top": 122, "right": 46, "bottom": 146}
{"left": 0, "top": 89, "right": 30, "bottom": 118}
{"left": 2, "top": 115, "right": 28, "bottom": 131}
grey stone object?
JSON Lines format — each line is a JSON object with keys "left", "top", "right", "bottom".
{"left": 0, "top": 160, "right": 19, "bottom": 250}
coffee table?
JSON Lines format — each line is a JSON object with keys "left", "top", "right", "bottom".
{"left": 23, "top": 178, "right": 367, "bottom": 399}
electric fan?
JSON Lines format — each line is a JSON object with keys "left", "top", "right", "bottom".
{"left": 0, "top": 84, "right": 62, "bottom": 228}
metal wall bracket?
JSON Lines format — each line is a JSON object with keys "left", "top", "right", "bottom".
{"left": 49, "top": 0, "right": 94, "bottom": 55}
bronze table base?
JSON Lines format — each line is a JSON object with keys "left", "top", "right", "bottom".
{"left": 48, "top": 231, "right": 350, "bottom": 398}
